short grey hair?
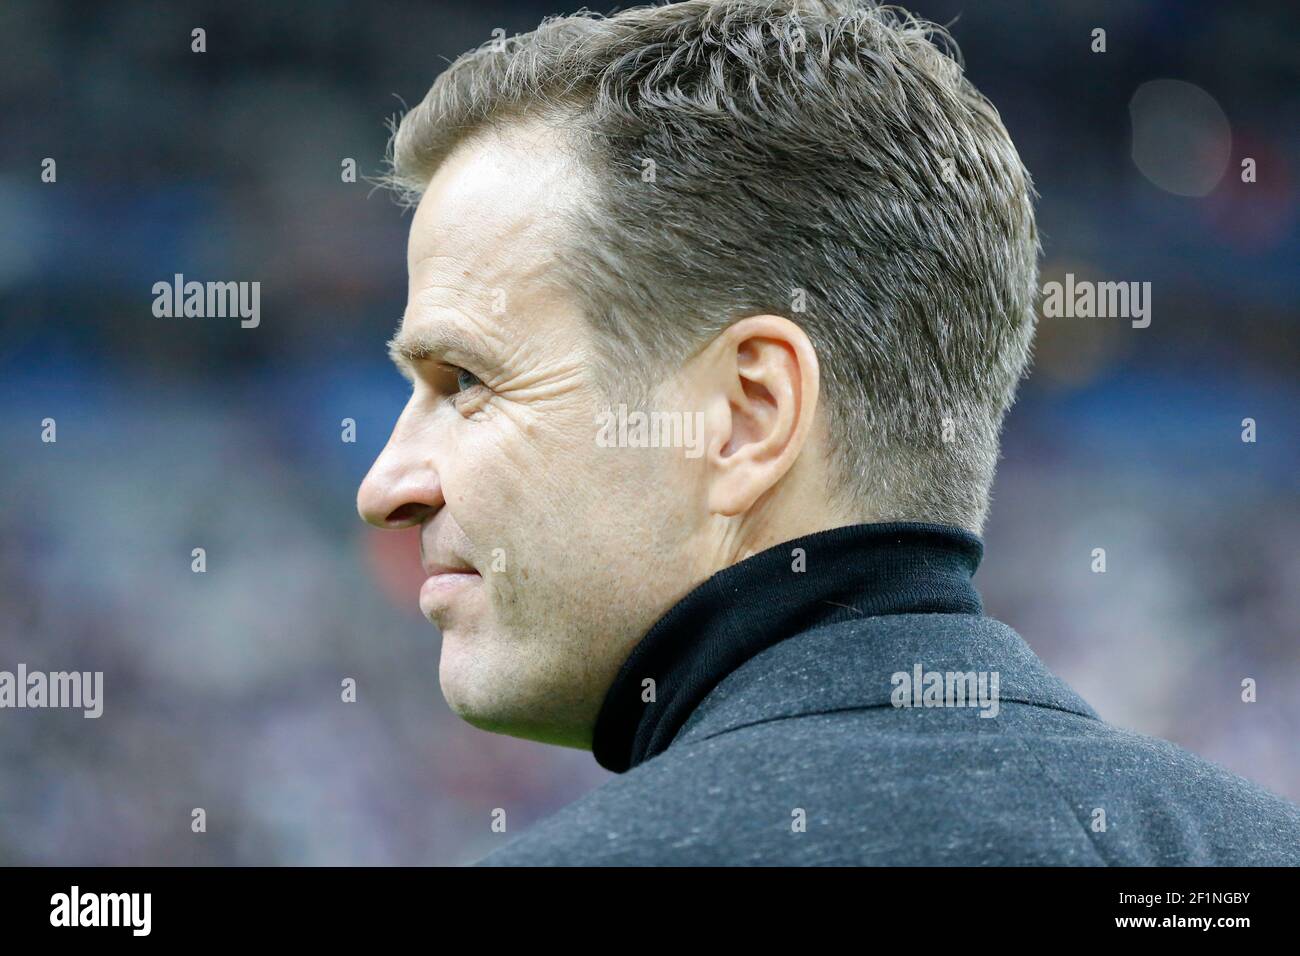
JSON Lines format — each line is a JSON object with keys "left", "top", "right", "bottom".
{"left": 384, "top": 0, "right": 1040, "bottom": 534}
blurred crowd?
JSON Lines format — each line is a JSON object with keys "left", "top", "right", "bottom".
{"left": 0, "top": 0, "right": 1295, "bottom": 864}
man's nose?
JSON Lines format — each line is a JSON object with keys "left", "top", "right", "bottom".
{"left": 356, "top": 436, "right": 443, "bottom": 529}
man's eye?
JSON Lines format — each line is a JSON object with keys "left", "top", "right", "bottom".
{"left": 453, "top": 367, "right": 482, "bottom": 393}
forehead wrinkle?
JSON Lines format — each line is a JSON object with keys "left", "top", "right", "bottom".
{"left": 409, "top": 282, "right": 513, "bottom": 357}
{"left": 406, "top": 243, "right": 560, "bottom": 364}
{"left": 408, "top": 232, "right": 513, "bottom": 324}
{"left": 411, "top": 229, "right": 550, "bottom": 311}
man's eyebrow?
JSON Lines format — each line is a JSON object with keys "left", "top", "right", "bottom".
{"left": 386, "top": 326, "right": 492, "bottom": 370}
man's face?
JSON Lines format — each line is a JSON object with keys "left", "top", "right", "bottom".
{"left": 357, "top": 122, "right": 710, "bottom": 749}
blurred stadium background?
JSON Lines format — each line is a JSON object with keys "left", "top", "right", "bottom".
{"left": 0, "top": 0, "right": 1296, "bottom": 864}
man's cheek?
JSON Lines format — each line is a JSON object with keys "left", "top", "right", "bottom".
{"left": 451, "top": 450, "right": 532, "bottom": 550}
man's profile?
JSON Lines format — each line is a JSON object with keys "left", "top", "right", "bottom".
{"left": 356, "top": 0, "right": 1300, "bottom": 865}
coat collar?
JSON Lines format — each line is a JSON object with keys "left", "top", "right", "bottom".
{"left": 591, "top": 521, "right": 1090, "bottom": 774}
{"left": 671, "top": 609, "right": 1101, "bottom": 753}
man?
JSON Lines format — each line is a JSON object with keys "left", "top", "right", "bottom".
{"left": 357, "top": 0, "right": 1300, "bottom": 864}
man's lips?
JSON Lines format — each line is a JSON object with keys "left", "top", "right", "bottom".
{"left": 422, "top": 562, "right": 480, "bottom": 577}
{"left": 417, "top": 531, "right": 480, "bottom": 617}
{"left": 421, "top": 564, "right": 481, "bottom": 591}
{"left": 419, "top": 566, "right": 481, "bottom": 619}
{"left": 421, "top": 569, "right": 480, "bottom": 591}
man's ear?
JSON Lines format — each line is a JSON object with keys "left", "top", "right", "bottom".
{"left": 700, "top": 315, "right": 821, "bottom": 517}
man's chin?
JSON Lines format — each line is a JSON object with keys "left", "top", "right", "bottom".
{"left": 438, "top": 657, "right": 591, "bottom": 750}
{"left": 438, "top": 643, "right": 512, "bottom": 726}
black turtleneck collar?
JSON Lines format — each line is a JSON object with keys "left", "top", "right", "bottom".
{"left": 591, "top": 521, "right": 984, "bottom": 774}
